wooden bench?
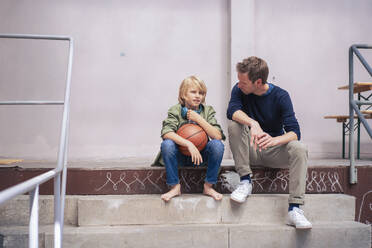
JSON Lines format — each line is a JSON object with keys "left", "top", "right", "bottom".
{"left": 324, "top": 115, "right": 359, "bottom": 123}
{"left": 326, "top": 82, "right": 372, "bottom": 159}
{"left": 337, "top": 82, "right": 372, "bottom": 93}
{"left": 324, "top": 114, "right": 372, "bottom": 158}
{"left": 361, "top": 110, "right": 372, "bottom": 116}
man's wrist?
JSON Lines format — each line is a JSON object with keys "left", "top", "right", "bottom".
{"left": 250, "top": 120, "right": 259, "bottom": 128}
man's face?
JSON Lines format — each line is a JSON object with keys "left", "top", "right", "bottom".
{"left": 237, "top": 72, "right": 257, "bottom": 95}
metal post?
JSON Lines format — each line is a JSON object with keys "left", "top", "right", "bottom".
{"left": 54, "top": 174, "right": 62, "bottom": 248}
{"left": 60, "top": 115, "right": 69, "bottom": 234}
{"left": 60, "top": 165, "right": 67, "bottom": 233}
{"left": 29, "top": 185, "right": 39, "bottom": 248}
{"left": 357, "top": 93, "right": 361, "bottom": 159}
{"left": 349, "top": 47, "right": 357, "bottom": 184}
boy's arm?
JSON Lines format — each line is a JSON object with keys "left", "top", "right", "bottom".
{"left": 161, "top": 105, "right": 203, "bottom": 165}
{"left": 162, "top": 131, "right": 203, "bottom": 165}
{"left": 187, "top": 110, "right": 222, "bottom": 140}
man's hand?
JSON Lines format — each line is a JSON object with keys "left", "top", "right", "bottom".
{"left": 186, "top": 141, "right": 203, "bottom": 166}
{"left": 250, "top": 121, "right": 264, "bottom": 150}
{"left": 256, "top": 132, "right": 280, "bottom": 150}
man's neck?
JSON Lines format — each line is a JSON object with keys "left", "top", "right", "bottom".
{"left": 254, "top": 83, "right": 270, "bottom": 96}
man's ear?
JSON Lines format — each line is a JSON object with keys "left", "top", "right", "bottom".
{"left": 254, "top": 78, "right": 263, "bottom": 86}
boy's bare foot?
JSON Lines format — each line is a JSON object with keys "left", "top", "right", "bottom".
{"left": 203, "top": 183, "right": 223, "bottom": 201}
{"left": 161, "top": 184, "right": 181, "bottom": 202}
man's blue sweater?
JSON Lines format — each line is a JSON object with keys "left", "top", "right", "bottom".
{"left": 227, "top": 83, "right": 301, "bottom": 140}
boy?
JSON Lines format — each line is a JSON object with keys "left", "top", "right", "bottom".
{"left": 153, "top": 76, "right": 225, "bottom": 202}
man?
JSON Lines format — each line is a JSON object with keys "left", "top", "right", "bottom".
{"left": 227, "top": 56, "right": 311, "bottom": 229}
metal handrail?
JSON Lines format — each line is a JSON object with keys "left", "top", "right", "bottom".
{"left": 348, "top": 44, "right": 372, "bottom": 184}
{"left": 0, "top": 34, "right": 73, "bottom": 248}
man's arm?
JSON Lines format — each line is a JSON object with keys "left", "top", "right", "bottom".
{"left": 256, "top": 90, "right": 300, "bottom": 150}
{"left": 256, "top": 131, "right": 298, "bottom": 150}
{"left": 232, "top": 110, "right": 260, "bottom": 128}
{"left": 232, "top": 110, "right": 264, "bottom": 150}
{"left": 227, "top": 84, "right": 265, "bottom": 149}
{"left": 281, "top": 91, "right": 301, "bottom": 140}
{"left": 232, "top": 109, "right": 298, "bottom": 151}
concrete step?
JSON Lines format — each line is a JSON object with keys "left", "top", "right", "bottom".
{"left": 0, "top": 194, "right": 355, "bottom": 226}
{"left": 0, "top": 222, "right": 370, "bottom": 248}
{"left": 0, "top": 196, "right": 78, "bottom": 226}
{"left": 77, "top": 194, "right": 355, "bottom": 226}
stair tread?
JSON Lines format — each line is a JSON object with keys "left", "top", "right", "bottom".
{"left": 0, "top": 194, "right": 355, "bottom": 227}
{"left": 1, "top": 158, "right": 371, "bottom": 169}
{"left": 1, "top": 222, "right": 370, "bottom": 248}
{"left": 0, "top": 221, "right": 367, "bottom": 232}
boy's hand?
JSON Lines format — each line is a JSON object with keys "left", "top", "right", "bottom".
{"left": 187, "top": 110, "right": 202, "bottom": 123}
{"left": 186, "top": 141, "right": 203, "bottom": 166}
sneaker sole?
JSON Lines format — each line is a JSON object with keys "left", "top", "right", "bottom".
{"left": 230, "top": 195, "right": 246, "bottom": 203}
{"left": 295, "top": 225, "right": 312, "bottom": 229}
{"left": 286, "top": 223, "right": 312, "bottom": 229}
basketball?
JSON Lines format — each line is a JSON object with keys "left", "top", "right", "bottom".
{"left": 176, "top": 123, "right": 208, "bottom": 156}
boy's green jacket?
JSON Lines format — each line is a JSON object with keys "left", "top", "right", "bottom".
{"left": 152, "top": 103, "right": 226, "bottom": 166}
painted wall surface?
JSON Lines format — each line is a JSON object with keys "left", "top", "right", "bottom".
{"left": 0, "top": 0, "right": 229, "bottom": 160}
{"left": 251, "top": 0, "right": 372, "bottom": 158}
{"left": 0, "top": 0, "right": 371, "bottom": 160}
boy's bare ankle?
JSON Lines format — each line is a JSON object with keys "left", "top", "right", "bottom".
{"left": 203, "top": 183, "right": 223, "bottom": 201}
{"left": 161, "top": 184, "right": 181, "bottom": 202}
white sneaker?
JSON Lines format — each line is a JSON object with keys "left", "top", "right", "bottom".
{"left": 287, "top": 207, "right": 312, "bottom": 229}
{"left": 230, "top": 181, "right": 252, "bottom": 203}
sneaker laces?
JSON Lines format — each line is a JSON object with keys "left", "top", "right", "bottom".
{"left": 235, "top": 182, "right": 250, "bottom": 193}
{"left": 292, "top": 208, "right": 308, "bottom": 222}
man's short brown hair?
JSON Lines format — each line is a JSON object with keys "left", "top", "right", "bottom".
{"left": 236, "top": 56, "right": 269, "bottom": 84}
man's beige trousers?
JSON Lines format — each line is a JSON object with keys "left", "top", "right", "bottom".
{"left": 228, "top": 121, "right": 308, "bottom": 205}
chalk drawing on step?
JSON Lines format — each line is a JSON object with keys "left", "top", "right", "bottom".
{"left": 306, "top": 171, "right": 342, "bottom": 192}
{"left": 95, "top": 171, "right": 163, "bottom": 193}
{"left": 358, "top": 190, "right": 372, "bottom": 224}
{"left": 220, "top": 170, "right": 343, "bottom": 193}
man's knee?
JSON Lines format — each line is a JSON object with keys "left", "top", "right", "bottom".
{"left": 287, "top": 141, "right": 308, "bottom": 157}
{"left": 228, "top": 121, "right": 244, "bottom": 138}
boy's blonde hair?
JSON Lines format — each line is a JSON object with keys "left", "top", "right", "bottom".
{"left": 178, "top": 76, "right": 207, "bottom": 106}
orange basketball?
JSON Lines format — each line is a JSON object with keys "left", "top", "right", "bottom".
{"left": 176, "top": 123, "right": 208, "bottom": 156}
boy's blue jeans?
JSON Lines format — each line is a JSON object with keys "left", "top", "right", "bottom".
{"left": 161, "top": 139, "right": 224, "bottom": 186}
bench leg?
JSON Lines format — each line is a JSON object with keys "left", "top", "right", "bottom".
{"left": 357, "top": 118, "right": 360, "bottom": 159}
{"left": 342, "top": 122, "right": 346, "bottom": 159}
{"left": 357, "top": 93, "right": 361, "bottom": 159}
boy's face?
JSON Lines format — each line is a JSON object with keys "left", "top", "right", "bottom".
{"left": 183, "top": 86, "right": 204, "bottom": 110}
